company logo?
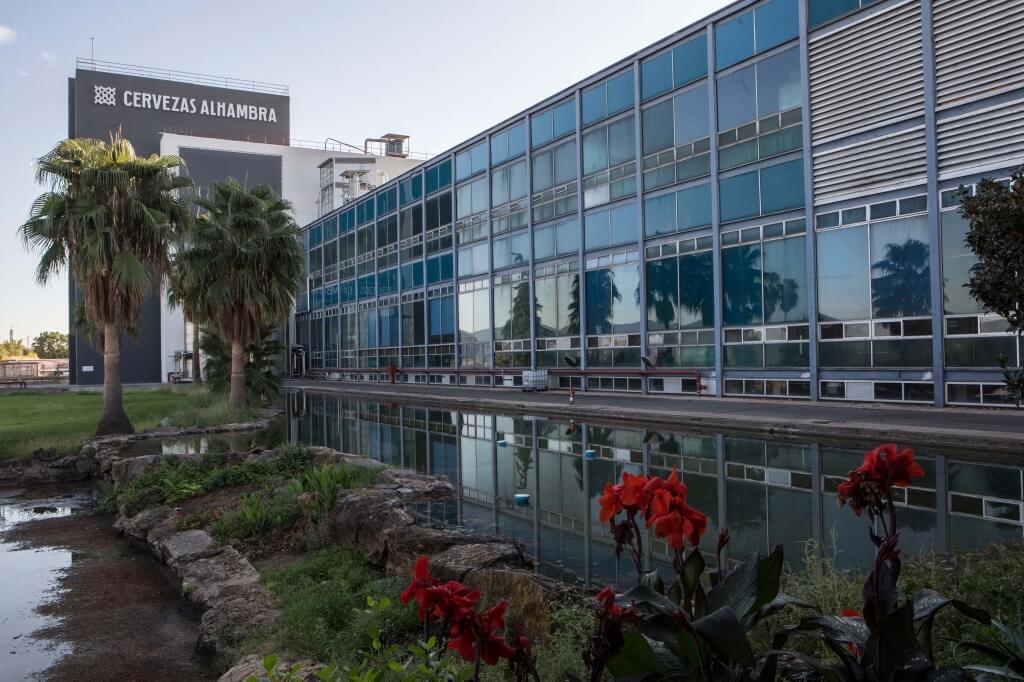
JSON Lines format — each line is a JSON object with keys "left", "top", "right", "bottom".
{"left": 93, "top": 85, "right": 117, "bottom": 106}
{"left": 90, "top": 82, "right": 279, "bottom": 123}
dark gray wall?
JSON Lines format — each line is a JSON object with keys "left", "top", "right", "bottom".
{"left": 70, "top": 69, "right": 290, "bottom": 156}
{"left": 67, "top": 68, "right": 289, "bottom": 385}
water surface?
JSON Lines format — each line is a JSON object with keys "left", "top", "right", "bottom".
{"left": 285, "top": 389, "right": 1024, "bottom": 588}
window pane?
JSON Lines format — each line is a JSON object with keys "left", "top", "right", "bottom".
{"left": 817, "top": 225, "right": 869, "bottom": 320}
{"left": 534, "top": 225, "right": 556, "bottom": 260}
{"left": 870, "top": 215, "right": 931, "bottom": 318}
{"left": 756, "top": 47, "right": 802, "bottom": 116}
{"left": 718, "top": 65, "right": 756, "bottom": 131}
{"left": 677, "top": 182, "right": 712, "bottom": 230}
{"left": 719, "top": 170, "right": 760, "bottom": 222}
{"left": 723, "top": 244, "right": 763, "bottom": 325}
{"left": 642, "top": 52, "right": 673, "bottom": 101}
{"left": 582, "top": 86, "right": 606, "bottom": 126}
{"left": 531, "top": 110, "right": 552, "bottom": 148}
{"left": 584, "top": 210, "right": 610, "bottom": 251}
{"left": 680, "top": 250, "right": 715, "bottom": 328}
{"left": 582, "top": 127, "right": 608, "bottom": 175}
{"left": 642, "top": 100, "right": 674, "bottom": 155}
{"left": 715, "top": 11, "right": 755, "bottom": 70}
{"left": 762, "top": 235, "right": 807, "bottom": 323}
{"left": 609, "top": 202, "right": 638, "bottom": 246}
{"left": 607, "top": 71, "right": 635, "bottom": 115}
{"left": 644, "top": 193, "right": 675, "bottom": 237}
{"left": 553, "top": 140, "right": 577, "bottom": 184}
{"left": 553, "top": 100, "right": 576, "bottom": 138}
{"left": 760, "top": 159, "right": 804, "bottom": 214}
{"left": 532, "top": 150, "right": 553, "bottom": 192}
{"left": 940, "top": 210, "right": 980, "bottom": 315}
{"left": 755, "top": 0, "right": 799, "bottom": 52}
{"left": 674, "top": 34, "right": 708, "bottom": 87}
{"left": 675, "top": 84, "right": 710, "bottom": 144}
{"left": 608, "top": 116, "right": 636, "bottom": 166}
{"left": 809, "top": 0, "right": 860, "bottom": 28}
{"left": 646, "top": 257, "right": 679, "bottom": 331}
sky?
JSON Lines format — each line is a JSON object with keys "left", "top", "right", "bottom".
{"left": 0, "top": 0, "right": 728, "bottom": 345}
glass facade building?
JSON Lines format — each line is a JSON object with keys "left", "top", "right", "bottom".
{"left": 296, "top": 0, "right": 1024, "bottom": 406}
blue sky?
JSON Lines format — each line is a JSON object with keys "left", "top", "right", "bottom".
{"left": 0, "top": 0, "right": 727, "bottom": 344}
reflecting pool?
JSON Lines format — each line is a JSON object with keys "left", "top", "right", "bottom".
{"left": 285, "top": 390, "right": 1024, "bottom": 588}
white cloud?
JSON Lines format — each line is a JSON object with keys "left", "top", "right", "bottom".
{"left": 40, "top": 49, "right": 56, "bottom": 62}
{"left": 0, "top": 25, "right": 15, "bottom": 45}
{"left": 17, "top": 68, "right": 29, "bottom": 78}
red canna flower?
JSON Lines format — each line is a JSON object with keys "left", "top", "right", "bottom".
{"left": 837, "top": 444, "right": 924, "bottom": 516}
{"left": 598, "top": 482, "right": 623, "bottom": 523}
{"left": 448, "top": 601, "right": 518, "bottom": 665}
{"left": 400, "top": 555, "right": 442, "bottom": 618}
{"left": 595, "top": 587, "right": 639, "bottom": 622}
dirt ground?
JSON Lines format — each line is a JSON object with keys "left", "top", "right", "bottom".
{"left": 7, "top": 511, "right": 217, "bottom": 682}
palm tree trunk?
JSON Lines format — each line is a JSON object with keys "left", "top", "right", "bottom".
{"left": 229, "top": 339, "right": 246, "bottom": 411}
{"left": 96, "top": 323, "right": 134, "bottom": 435}
{"left": 192, "top": 323, "right": 202, "bottom": 385}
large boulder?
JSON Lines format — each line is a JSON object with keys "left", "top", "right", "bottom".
{"left": 179, "top": 547, "right": 262, "bottom": 609}
{"left": 109, "top": 454, "right": 161, "bottom": 486}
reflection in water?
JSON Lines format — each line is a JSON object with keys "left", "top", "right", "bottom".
{"left": 0, "top": 490, "right": 82, "bottom": 679}
{"left": 286, "top": 391, "right": 1024, "bottom": 588}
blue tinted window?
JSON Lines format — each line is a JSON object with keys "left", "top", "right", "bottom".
{"left": 531, "top": 99, "right": 576, "bottom": 148}
{"left": 641, "top": 52, "right": 673, "bottom": 101}
{"left": 428, "top": 296, "right": 455, "bottom": 343}
{"left": 310, "top": 223, "right": 323, "bottom": 247}
{"left": 756, "top": 0, "right": 799, "bottom": 51}
{"left": 582, "top": 71, "right": 635, "bottom": 126}
{"left": 808, "top": 0, "right": 860, "bottom": 28}
{"left": 427, "top": 253, "right": 453, "bottom": 284}
{"left": 456, "top": 142, "right": 487, "bottom": 181}
{"left": 585, "top": 202, "right": 637, "bottom": 250}
{"left": 399, "top": 175, "right": 423, "bottom": 206}
{"left": 531, "top": 110, "right": 553, "bottom": 147}
{"left": 674, "top": 34, "right": 708, "bottom": 87}
{"left": 644, "top": 193, "right": 675, "bottom": 237}
{"left": 723, "top": 244, "right": 763, "bottom": 325}
{"left": 717, "top": 65, "right": 757, "bottom": 130}
{"left": 607, "top": 71, "right": 635, "bottom": 115}
{"left": 677, "top": 182, "right": 712, "bottom": 230}
{"left": 675, "top": 83, "right": 710, "bottom": 143}
{"left": 715, "top": 11, "right": 755, "bottom": 69}
{"left": 491, "top": 123, "right": 527, "bottom": 165}
{"left": 401, "top": 261, "right": 424, "bottom": 289}
{"left": 759, "top": 159, "right": 804, "bottom": 214}
{"left": 377, "top": 268, "right": 398, "bottom": 295}
{"left": 719, "top": 170, "right": 760, "bottom": 222}
{"left": 323, "top": 215, "right": 337, "bottom": 241}
{"left": 426, "top": 159, "right": 452, "bottom": 194}
{"left": 377, "top": 187, "right": 397, "bottom": 215}
{"left": 357, "top": 198, "right": 375, "bottom": 225}
{"left": 553, "top": 100, "right": 576, "bottom": 138}
{"left": 358, "top": 274, "right": 376, "bottom": 299}
{"left": 642, "top": 99, "right": 674, "bottom": 155}
{"left": 817, "top": 225, "right": 869, "bottom": 320}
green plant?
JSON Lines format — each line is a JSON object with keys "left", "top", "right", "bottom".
{"left": 956, "top": 618, "right": 1024, "bottom": 680}
{"left": 284, "top": 463, "right": 381, "bottom": 546}
{"left": 199, "top": 324, "right": 285, "bottom": 405}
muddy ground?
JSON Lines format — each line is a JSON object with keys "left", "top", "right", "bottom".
{"left": 6, "top": 509, "right": 216, "bottom": 681}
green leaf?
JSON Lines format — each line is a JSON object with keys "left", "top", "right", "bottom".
{"left": 606, "top": 629, "right": 670, "bottom": 679}
{"left": 682, "top": 548, "right": 705, "bottom": 609}
{"left": 619, "top": 584, "right": 685, "bottom": 616}
{"left": 692, "top": 606, "right": 756, "bottom": 668}
{"left": 752, "top": 594, "right": 815, "bottom": 626}
{"left": 263, "top": 655, "right": 278, "bottom": 674}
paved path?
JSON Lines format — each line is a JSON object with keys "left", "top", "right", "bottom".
{"left": 285, "top": 379, "right": 1024, "bottom": 456}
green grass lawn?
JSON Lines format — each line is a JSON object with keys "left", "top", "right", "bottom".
{"left": 0, "top": 387, "right": 238, "bottom": 461}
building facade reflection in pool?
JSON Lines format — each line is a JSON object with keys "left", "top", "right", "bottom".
{"left": 287, "top": 391, "right": 1024, "bottom": 589}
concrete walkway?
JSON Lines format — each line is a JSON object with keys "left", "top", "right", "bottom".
{"left": 285, "top": 379, "right": 1024, "bottom": 456}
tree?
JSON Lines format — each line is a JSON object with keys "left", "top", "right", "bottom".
{"left": 198, "top": 324, "right": 283, "bottom": 404}
{"left": 961, "top": 168, "right": 1024, "bottom": 406}
{"left": 169, "top": 178, "right": 304, "bottom": 411}
{"left": 168, "top": 249, "right": 206, "bottom": 384}
{"left": 30, "top": 331, "right": 68, "bottom": 359}
{"left": 0, "top": 340, "right": 32, "bottom": 359}
{"left": 20, "top": 134, "right": 193, "bottom": 434}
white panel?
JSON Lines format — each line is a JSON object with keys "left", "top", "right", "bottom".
{"left": 936, "top": 98, "right": 1024, "bottom": 180}
{"left": 933, "top": 0, "right": 1024, "bottom": 109}
{"left": 808, "top": 0, "right": 924, "bottom": 144}
{"left": 846, "top": 381, "right": 873, "bottom": 401}
{"left": 812, "top": 126, "right": 927, "bottom": 203}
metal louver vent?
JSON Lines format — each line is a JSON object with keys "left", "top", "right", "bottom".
{"left": 936, "top": 98, "right": 1024, "bottom": 180}
{"left": 813, "top": 126, "right": 927, "bottom": 203}
{"left": 808, "top": 0, "right": 924, "bottom": 144}
{"left": 933, "top": 0, "right": 1024, "bottom": 109}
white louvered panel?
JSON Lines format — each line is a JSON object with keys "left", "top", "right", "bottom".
{"left": 813, "top": 126, "right": 927, "bottom": 203}
{"left": 936, "top": 98, "right": 1024, "bottom": 180}
{"left": 808, "top": 0, "right": 924, "bottom": 144}
{"left": 933, "top": 0, "right": 1024, "bottom": 109}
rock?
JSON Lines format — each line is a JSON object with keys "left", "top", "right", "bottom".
{"left": 429, "top": 543, "right": 527, "bottom": 582}
{"left": 383, "top": 526, "right": 513, "bottom": 575}
{"left": 33, "top": 447, "right": 61, "bottom": 462}
{"left": 160, "top": 530, "right": 217, "bottom": 566}
{"left": 109, "top": 455, "right": 161, "bottom": 486}
{"left": 218, "top": 654, "right": 321, "bottom": 682}
{"left": 159, "top": 417, "right": 172, "bottom": 428}
{"left": 460, "top": 567, "right": 565, "bottom": 639}
{"left": 198, "top": 591, "right": 279, "bottom": 654}
{"left": 378, "top": 468, "right": 453, "bottom": 498}
{"left": 179, "top": 547, "right": 262, "bottom": 609}
{"left": 114, "top": 505, "right": 173, "bottom": 541}
{"left": 326, "top": 489, "right": 416, "bottom": 563}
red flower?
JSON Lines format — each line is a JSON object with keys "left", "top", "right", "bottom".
{"left": 400, "top": 555, "right": 442, "bottom": 618}
{"left": 837, "top": 444, "right": 924, "bottom": 515}
{"left": 448, "top": 601, "right": 518, "bottom": 665}
{"left": 595, "top": 587, "right": 638, "bottom": 622}
{"left": 841, "top": 608, "right": 860, "bottom": 618}
{"left": 598, "top": 482, "right": 622, "bottom": 523}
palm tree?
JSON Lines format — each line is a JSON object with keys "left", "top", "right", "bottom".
{"left": 20, "top": 134, "right": 193, "bottom": 435}
{"left": 198, "top": 323, "right": 284, "bottom": 404}
{"left": 169, "top": 178, "right": 304, "bottom": 411}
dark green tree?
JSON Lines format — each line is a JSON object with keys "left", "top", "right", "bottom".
{"left": 30, "top": 331, "right": 68, "bottom": 359}
{"left": 198, "top": 324, "right": 284, "bottom": 405}
{"left": 961, "top": 169, "right": 1024, "bottom": 406}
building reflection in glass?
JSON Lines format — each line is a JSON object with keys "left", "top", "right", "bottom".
{"left": 287, "top": 391, "right": 1024, "bottom": 587}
